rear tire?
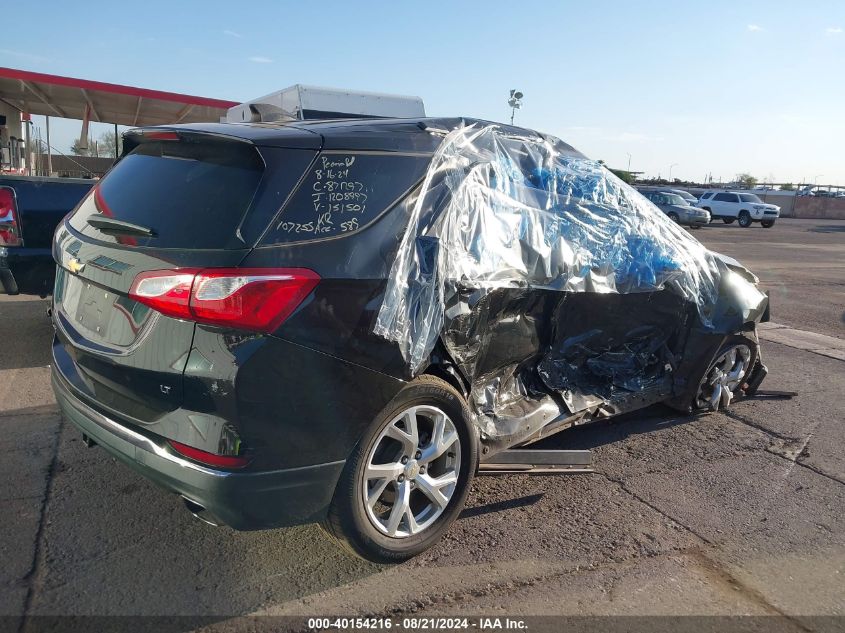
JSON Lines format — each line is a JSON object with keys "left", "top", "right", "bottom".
{"left": 738, "top": 211, "right": 752, "bottom": 227}
{"left": 322, "top": 375, "right": 477, "bottom": 563}
{"left": 722, "top": 217, "right": 735, "bottom": 224}
{"left": 761, "top": 220, "right": 775, "bottom": 228}
{"left": 667, "top": 212, "right": 680, "bottom": 223}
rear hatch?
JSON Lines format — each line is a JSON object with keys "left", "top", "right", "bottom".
{"left": 52, "top": 129, "right": 317, "bottom": 424}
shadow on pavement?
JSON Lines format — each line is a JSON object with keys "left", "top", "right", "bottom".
{"left": 808, "top": 224, "right": 845, "bottom": 233}
{"left": 459, "top": 493, "right": 544, "bottom": 519}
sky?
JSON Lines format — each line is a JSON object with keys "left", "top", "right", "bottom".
{"left": 3, "top": 0, "right": 843, "bottom": 184}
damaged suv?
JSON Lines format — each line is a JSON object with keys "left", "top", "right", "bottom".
{"left": 51, "top": 118, "right": 769, "bottom": 562}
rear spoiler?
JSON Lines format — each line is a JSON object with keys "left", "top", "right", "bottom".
{"left": 121, "top": 128, "right": 255, "bottom": 159}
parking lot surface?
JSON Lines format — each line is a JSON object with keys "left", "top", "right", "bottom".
{"left": 695, "top": 219, "right": 845, "bottom": 338}
{"left": 0, "top": 219, "right": 843, "bottom": 628}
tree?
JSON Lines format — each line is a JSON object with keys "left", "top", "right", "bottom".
{"left": 735, "top": 173, "right": 758, "bottom": 189}
{"left": 780, "top": 183, "right": 795, "bottom": 191}
{"left": 97, "top": 130, "right": 123, "bottom": 158}
{"left": 609, "top": 168, "right": 636, "bottom": 184}
{"left": 70, "top": 131, "right": 121, "bottom": 157}
{"left": 70, "top": 137, "right": 96, "bottom": 156}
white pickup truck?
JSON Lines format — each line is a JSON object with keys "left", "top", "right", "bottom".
{"left": 696, "top": 191, "right": 780, "bottom": 228}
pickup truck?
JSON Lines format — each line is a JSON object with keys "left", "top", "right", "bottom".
{"left": 1, "top": 175, "right": 94, "bottom": 295}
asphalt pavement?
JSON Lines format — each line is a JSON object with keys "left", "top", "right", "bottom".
{"left": 0, "top": 219, "right": 842, "bottom": 630}
{"left": 695, "top": 219, "right": 845, "bottom": 338}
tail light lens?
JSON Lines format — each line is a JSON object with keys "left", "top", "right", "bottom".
{"left": 0, "top": 187, "right": 22, "bottom": 247}
{"left": 130, "top": 269, "right": 198, "bottom": 320}
{"left": 129, "top": 267, "right": 319, "bottom": 332}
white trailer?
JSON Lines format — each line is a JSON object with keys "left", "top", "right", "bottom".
{"left": 226, "top": 85, "right": 425, "bottom": 123}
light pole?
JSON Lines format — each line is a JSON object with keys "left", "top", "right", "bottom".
{"left": 669, "top": 163, "right": 678, "bottom": 182}
{"left": 507, "top": 90, "right": 523, "bottom": 125}
{"left": 626, "top": 152, "right": 632, "bottom": 173}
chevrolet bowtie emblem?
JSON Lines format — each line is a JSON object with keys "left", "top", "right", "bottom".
{"left": 68, "top": 257, "right": 85, "bottom": 274}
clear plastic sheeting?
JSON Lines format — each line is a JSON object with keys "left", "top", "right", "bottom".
{"left": 375, "top": 122, "right": 722, "bottom": 374}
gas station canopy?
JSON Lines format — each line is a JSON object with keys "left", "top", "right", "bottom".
{"left": 0, "top": 67, "right": 238, "bottom": 127}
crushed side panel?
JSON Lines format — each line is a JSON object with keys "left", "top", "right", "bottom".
{"left": 374, "top": 122, "right": 767, "bottom": 448}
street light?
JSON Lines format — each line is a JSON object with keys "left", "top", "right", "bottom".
{"left": 669, "top": 163, "right": 679, "bottom": 182}
{"left": 814, "top": 174, "right": 823, "bottom": 185}
{"left": 507, "top": 89, "right": 523, "bottom": 125}
{"left": 626, "top": 152, "right": 632, "bottom": 173}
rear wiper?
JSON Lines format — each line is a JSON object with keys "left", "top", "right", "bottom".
{"left": 87, "top": 216, "right": 156, "bottom": 237}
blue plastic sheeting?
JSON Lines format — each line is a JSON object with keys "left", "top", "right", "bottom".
{"left": 375, "top": 123, "right": 722, "bottom": 373}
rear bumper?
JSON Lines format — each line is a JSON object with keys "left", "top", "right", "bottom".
{"left": 0, "top": 247, "right": 54, "bottom": 295}
{"left": 51, "top": 365, "right": 345, "bottom": 530}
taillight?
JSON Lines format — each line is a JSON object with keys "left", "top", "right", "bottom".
{"left": 128, "top": 267, "right": 319, "bottom": 332}
{"left": 168, "top": 440, "right": 251, "bottom": 469}
{"left": 0, "top": 187, "right": 22, "bottom": 247}
{"left": 130, "top": 269, "right": 198, "bottom": 320}
{"left": 190, "top": 268, "right": 320, "bottom": 331}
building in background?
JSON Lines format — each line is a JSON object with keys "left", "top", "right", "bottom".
{"left": 0, "top": 66, "right": 237, "bottom": 176}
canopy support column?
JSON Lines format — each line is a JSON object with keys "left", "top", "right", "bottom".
{"left": 78, "top": 104, "right": 90, "bottom": 150}
{"left": 46, "top": 115, "right": 52, "bottom": 176}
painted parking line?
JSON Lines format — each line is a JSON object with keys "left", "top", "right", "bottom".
{"left": 758, "top": 322, "right": 845, "bottom": 361}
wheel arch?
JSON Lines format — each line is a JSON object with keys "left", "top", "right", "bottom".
{"left": 422, "top": 361, "right": 470, "bottom": 398}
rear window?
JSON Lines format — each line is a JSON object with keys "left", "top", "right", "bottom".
{"left": 69, "top": 139, "right": 265, "bottom": 249}
{"left": 738, "top": 193, "right": 762, "bottom": 203}
{"left": 261, "top": 152, "right": 431, "bottom": 244}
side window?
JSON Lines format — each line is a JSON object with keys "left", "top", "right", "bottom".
{"left": 701, "top": 192, "right": 713, "bottom": 200}
{"left": 714, "top": 193, "right": 733, "bottom": 202}
{"left": 262, "top": 152, "right": 431, "bottom": 244}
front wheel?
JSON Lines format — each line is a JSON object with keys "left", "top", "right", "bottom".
{"left": 322, "top": 375, "right": 478, "bottom": 563}
{"left": 761, "top": 220, "right": 775, "bottom": 228}
{"left": 738, "top": 211, "right": 752, "bottom": 227}
{"left": 692, "top": 339, "right": 758, "bottom": 411}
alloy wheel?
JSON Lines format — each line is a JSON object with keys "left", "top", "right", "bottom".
{"left": 362, "top": 405, "right": 461, "bottom": 538}
{"left": 695, "top": 345, "right": 752, "bottom": 410}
